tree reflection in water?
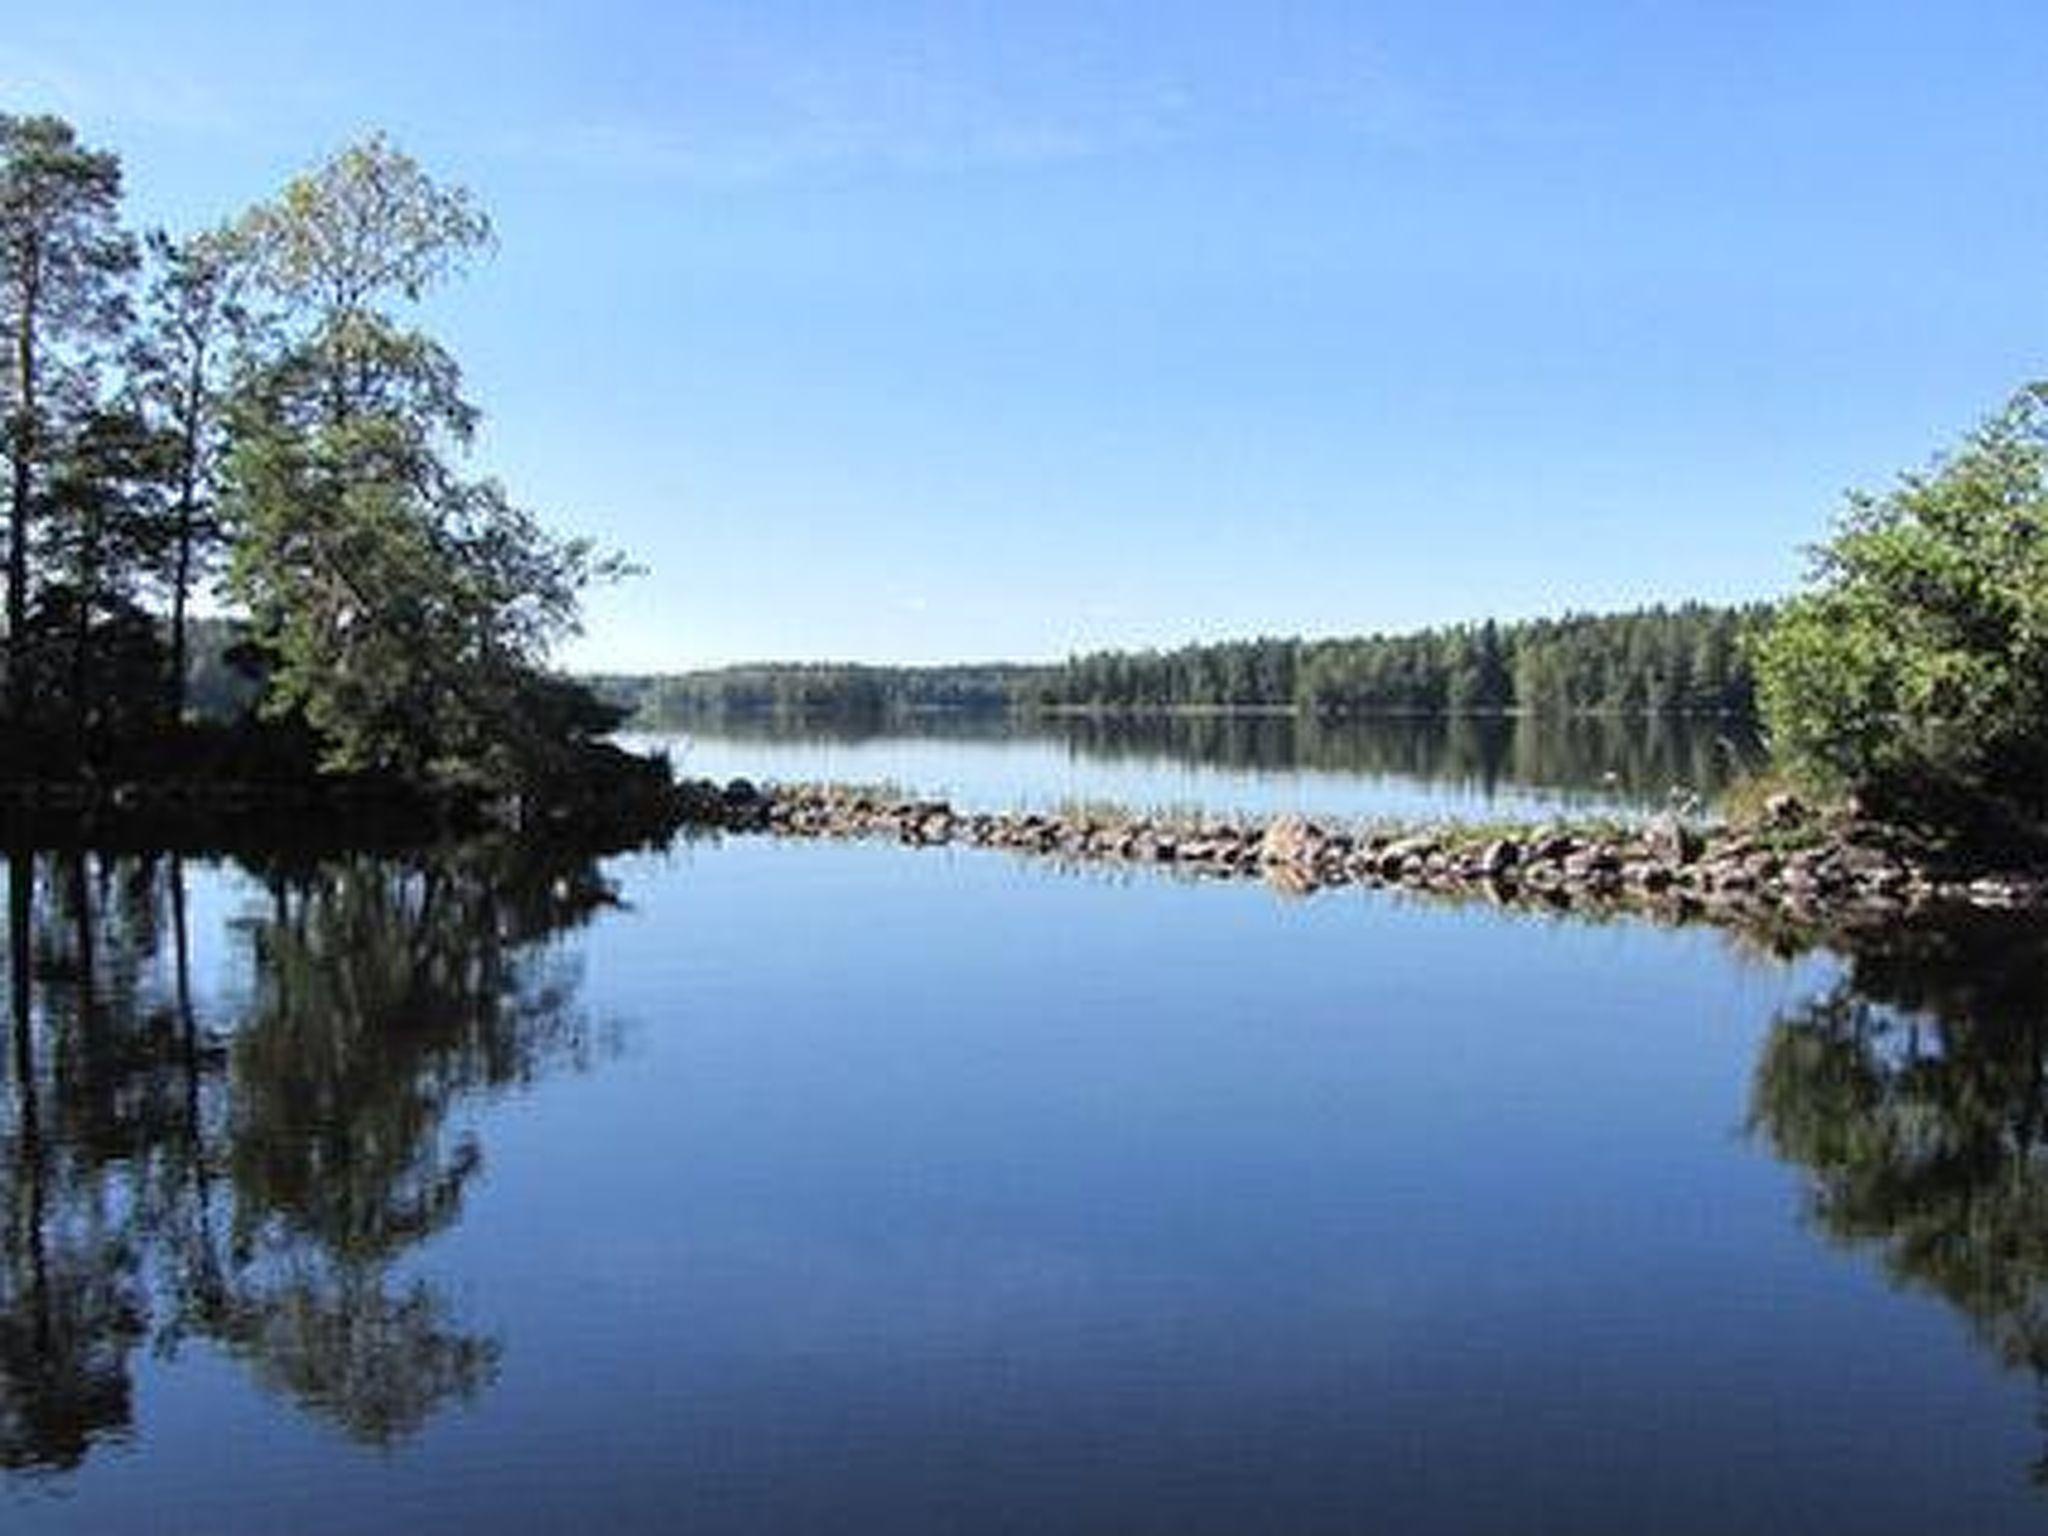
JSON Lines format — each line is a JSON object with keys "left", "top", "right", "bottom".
{"left": 16, "top": 826, "right": 2048, "bottom": 1489}
{"left": 1752, "top": 910, "right": 2048, "bottom": 1483}
{"left": 0, "top": 838, "right": 619, "bottom": 1472}
{"left": 669, "top": 709, "right": 1768, "bottom": 807}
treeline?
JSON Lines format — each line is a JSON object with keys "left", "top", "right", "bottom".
{"left": 0, "top": 115, "right": 645, "bottom": 819}
{"left": 597, "top": 662, "right": 1045, "bottom": 722}
{"left": 1053, "top": 604, "right": 1767, "bottom": 714}
{"left": 617, "top": 604, "right": 1769, "bottom": 723}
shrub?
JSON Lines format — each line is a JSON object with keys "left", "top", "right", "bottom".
{"left": 1754, "top": 385, "right": 2048, "bottom": 836}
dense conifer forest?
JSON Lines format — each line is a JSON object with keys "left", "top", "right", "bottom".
{"left": 604, "top": 603, "right": 1770, "bottom": 723}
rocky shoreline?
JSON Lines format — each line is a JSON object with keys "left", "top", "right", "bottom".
{"left": 677, "top": 778, "right": 2048, "bottom": 924}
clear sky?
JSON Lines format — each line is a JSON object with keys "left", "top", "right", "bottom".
{"left": 8, "top": 2, "right": 2047, "bottom": 669}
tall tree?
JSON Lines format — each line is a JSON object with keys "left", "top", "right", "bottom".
{"left": 0, "top": 116, "right": 135, "bottom": 723}
{"left": 134, "top": 227, "right": 253, "bottom": 721}
{"left": 223, "top": 136, "right": 623, "bottom": 792}
{"left": 34, "top": 406, "right": 172, "bottom": 767}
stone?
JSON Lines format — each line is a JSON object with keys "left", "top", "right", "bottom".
{"left": 1644, "top": 813, "right": 1704, "bottom": 866}
{"left": 1969, "top": 877, "right": 2028, "bottom": 907}
{"left": 1563, "top": 847, "right": 1620, "bottom": 878}
{"left": 1259, "top": 815, "right": 1323, "bottom": 865}
{"left": 1764, "top": 791, "right": 1807, "bottom": 827}
{"left": 1376, "top": 835, "right": 1438, "bottom": 878}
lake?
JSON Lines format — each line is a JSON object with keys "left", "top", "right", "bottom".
{"left": 633, "top": 710, "right": 1765, "bottom": 823}
{"left": 5, "top": 815, "right": 2048, "bottom": 1533}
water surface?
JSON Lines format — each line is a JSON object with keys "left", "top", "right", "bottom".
{"left": 5, "top": 835, "right": 2047, "bottom": 1533}
{"left": 637, "top": 711, "right": 1762, "bottom": 823}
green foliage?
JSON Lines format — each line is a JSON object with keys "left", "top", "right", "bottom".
{"left": 0, "top": 116, "right": 647, "bottom": 817}
{"left": 0, "top": 113, "right": 139, "bottom": 722}
{"left": 223, "top": 343, "right": 613, "bottom": 787}
{"left": 605, "top": 661, "right": 1043, "bottom": 722}
{"left": 1048, "top": 604, "right": 1766, "bottom": 715}
{"left": 1755, "top": 385, "right": 2048, "bottom": 831}
{"left": 221, "top": 137, "right": 625, "bottom": 795}
{"left": 237, "top": 132, "right": 491, "bottom": 319}
{"left": 31, "top": 407, "right": 177, "bottom": 757}
{"left": 613, "top": 607, "right": 1766, "bottom": 724}
{"left": 133, "top": 225, "right": 256, "bottom": 717}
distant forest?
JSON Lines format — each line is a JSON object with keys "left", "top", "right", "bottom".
{"left": 600, "top": 603, "right": 1770, "bottom": 723}
{"left": 591, "top": 662, "right": 1044, "bottom": 722}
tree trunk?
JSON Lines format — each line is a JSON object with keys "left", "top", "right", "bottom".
{"left": 71, "top": 574, "right": 89, "bottom": 771}
{"left": 6, "top": 246, "right": 39, "bottom": 725}
{"left": 168, "top": 348, "right": 205, "bottom": 724}
{"left": 8, "top": 844, "right": 49, "bottom": 1338}
{"left": 7, "top": 845, "right": 30, "bottom": 1103}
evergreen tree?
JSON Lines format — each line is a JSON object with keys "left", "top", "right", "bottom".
{"left": 0, "top": 115, "right": 137, "bottom": 722}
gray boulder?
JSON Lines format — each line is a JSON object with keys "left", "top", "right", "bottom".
{"left": 1645, "top": 813, "right": 1704, "bottom": 865}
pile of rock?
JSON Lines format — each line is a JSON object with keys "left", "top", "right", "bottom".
{"left": 675, "top": 779, "right": 2046, "bottom": 921}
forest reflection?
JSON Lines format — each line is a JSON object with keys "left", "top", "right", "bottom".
{"left": 669, "top": 710, "right": 1766, "bottom": 805}
{"left": 0, "top": 839, "right": 617, "bottom": 1473}
{"left": 13, "top": 822, "right": 2048, "bottom": 1493}
{"left": 1752, "top": 909, "right": 2048, "bottom": 1485}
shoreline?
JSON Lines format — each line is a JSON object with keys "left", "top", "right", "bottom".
{"left": 679, "top": 778, "right": 2047, "bottom": 924}
{"left": 633, "top": 702, "right": 1760, "bottom": 725}
{"left": 0, "top": 767, "right": 687, "bottom": 856}
{"left": 5, "top": 772, "right": 2041, "bottom": 928}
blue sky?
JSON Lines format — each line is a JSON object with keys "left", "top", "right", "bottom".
{"left": 8, "top": 2, "right": 2047, "bottom": 669}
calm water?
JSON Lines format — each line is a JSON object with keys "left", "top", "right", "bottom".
{"left": 5, "top": 832, "right": 2048, "bottom": 1533}
{"left": 636, "top": 711, "right": 1764, "bottom": 823}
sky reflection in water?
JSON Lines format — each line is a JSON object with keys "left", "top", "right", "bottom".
{"left": 2, "top": 827, "right": 2045, "bottom": 1534}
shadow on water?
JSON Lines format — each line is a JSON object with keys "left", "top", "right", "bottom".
{"left": 0, "top": 837, "right": 620, "bottom": 1474}
{"left": 1750, "top": 908, "right": 2048, "bottom": 1485}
